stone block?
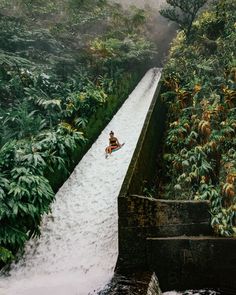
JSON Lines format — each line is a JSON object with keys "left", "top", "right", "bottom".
{"left": 117, "top": 226, "right": 147, "bottom": 271}
{"left": 147, "top": 236, "right": 236, "bottom": 292}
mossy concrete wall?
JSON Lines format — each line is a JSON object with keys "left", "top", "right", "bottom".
{"left": 116, "top": 75, "right": 166, "bottom": 271}
{"left": 147, "top": 236, "right": 236, "bottom": 292}
{"left": 116, "top": 79, "right": 236, "bottom": 293}
{"left": 117, "top": 192, "right": 236, "bottom": 292}
{"left": 118, "top": 75, "right": 166, "bottom": 198}
{"left": 117, "top": 195, "right": 212, "bottom": 271}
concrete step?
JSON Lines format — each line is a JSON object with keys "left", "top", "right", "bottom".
{"left": 119, "top": 195, "right": 212, "bottom": 237}
{"left": 154, "top": 198, "right": 211, "bottom": 225}
{"left": 147, "top": 222, "right": 212, "bottom": 237}
{"left": 146, "top": 236, "right": 236, "bottom": 292}
{"left": 119, "top": 195, "right": 211, "bottom": 225}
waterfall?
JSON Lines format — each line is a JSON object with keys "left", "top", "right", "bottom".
{"left": 0, "top": 68, "right": 162, "bottom": 295}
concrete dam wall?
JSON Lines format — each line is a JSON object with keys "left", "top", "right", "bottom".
{"left": 111, "top": 71, "right": 236, "bottom": 294}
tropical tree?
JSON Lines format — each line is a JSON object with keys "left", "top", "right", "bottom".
{"left": 160, "top": 0, "right": 208, "bottom": 38}
{"left": 155, "top": 0, "right": 236, "bottom": 237}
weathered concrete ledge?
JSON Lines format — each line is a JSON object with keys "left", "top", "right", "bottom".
{"left": 117, "top": 187, "right": 236, "bottom": 292}
{"left": 103, "top": 69, "right": 236, "bottom": 293}
{"left": 147, "top": 236, "right": 236, "bottom": 292}
{"left": 116, "top": 74, "right": 166, "bottom": 273}
{"left": 117, "top": 194, "right": 212, "bottom": 271}
{"left": 118, "top": 73, "right": 166, "bottom": 198}
{"left": 119, "top": 195, "right": 211, "bottom": 227}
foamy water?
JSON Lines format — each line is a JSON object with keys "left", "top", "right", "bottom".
{"left": 163, "top": 290, "right": 219, "bottom": 295}
{"left": 0, "top": 68, "right": 162, "bottom": 295}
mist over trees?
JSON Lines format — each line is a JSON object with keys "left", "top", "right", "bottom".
{"left": 160, "top": 0, "right": 208, "bottom": 38}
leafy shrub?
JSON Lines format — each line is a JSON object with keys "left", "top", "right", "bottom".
{"left": 0, "top": 0, "right": 154, "bottom": 266}
{"left": 156, "top": 0, "right": 236, "bottom": 236}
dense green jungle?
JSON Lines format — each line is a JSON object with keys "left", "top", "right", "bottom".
{"left": 152, "top": 0, "right": 236, "bottom": 238}
{"left": 0, "top": 0, "right": 235, "bottom": 270}
{"left": 0, "top": 0, "right": 159, "bottom": 267}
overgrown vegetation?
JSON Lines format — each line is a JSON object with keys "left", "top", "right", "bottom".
{"left": 0, "top": 0, "right": 157, "bottom": 267}
{"left": 156, "top": 0, "right": 236, "bottom": 237}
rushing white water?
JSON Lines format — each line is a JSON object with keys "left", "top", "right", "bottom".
{"left": 0, "top": 68, "right": 162, "bottom": 295}
{"left": 163, "top": 290, "right": 219, "bottom": 295}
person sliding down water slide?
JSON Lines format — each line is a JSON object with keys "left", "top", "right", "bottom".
{"left": 105, "top": 131, "right": 124, "bottom": 158}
